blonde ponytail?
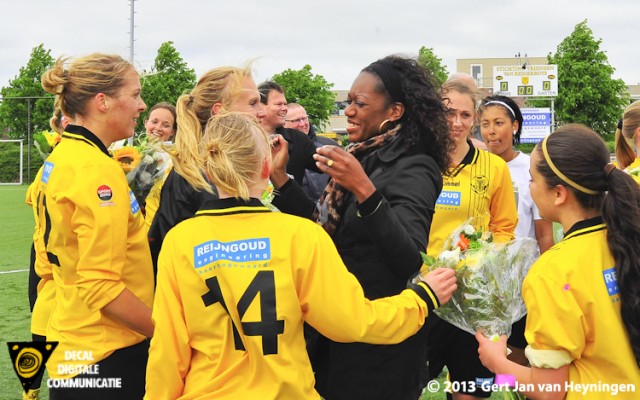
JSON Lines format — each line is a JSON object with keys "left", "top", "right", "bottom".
{"left": 200, "top": 113, "right": 269, "bottom": 200}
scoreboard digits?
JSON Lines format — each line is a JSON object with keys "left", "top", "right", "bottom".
{"left": 517, "top": 85, "right": 534, "bottom": 96}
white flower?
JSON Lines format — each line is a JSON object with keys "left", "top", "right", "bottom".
{"left": 438, "top": 248, "right": 461, "bottom": 264}
{"left": 142, "top": 154, "right": 154, "bottom": 164}
{"left": 463, "top": 224, "right": 475, "bottom": 236}
{"left": 138, "top": 170, "right": 153, "bottom": 186}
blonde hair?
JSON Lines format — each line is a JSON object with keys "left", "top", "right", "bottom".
{"left": 41, "top": 54, "right": 134, "bottom": 120}
{"left": 49, "top": 108, "right": 66, "bottom": 134}
{"left": 440, "top": 78, "right": 480, "bottom": 110}
{"left": 170, "top": 66, "right": 253, "bottom": 192}
{"left": 615, "top": 101, "right": 640, "bottom": 169}
{"left": 200, "top": 112, "right": 270, "bottom": 200}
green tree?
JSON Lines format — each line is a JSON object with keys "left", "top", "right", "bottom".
{"left": 139, "top": 41, "right": 196, "bottom": 132}
{"left": 536, "top": 20, "right": 628, "bottom": 135}
{"left": 271, "top": 65, "right": 335, "bottom": 131}
{"left": 417, "top": 46, "right": 449, "bottom": 85}
{"left": 0, "top": 44, "right": 55, "bottom": 139}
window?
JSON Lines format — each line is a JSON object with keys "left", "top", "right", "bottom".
{"left": 471, "top": 64, "right": 483, "bottom": 88}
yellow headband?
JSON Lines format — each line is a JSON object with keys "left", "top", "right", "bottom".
{"left": 541, "top": 135, "right": 599, "bottom": 195}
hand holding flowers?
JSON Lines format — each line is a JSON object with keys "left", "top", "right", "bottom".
{"left": 414, "top": 218, "right": 539, "bottom": 339}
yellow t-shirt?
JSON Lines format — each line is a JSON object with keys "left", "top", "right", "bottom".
{"left": 36, "top": 126, "right": 154, "bottom": 379}
{"left": 145, "top": 198, "right": 437, "bottom": 400}
{"left": 427, "top": 146, "right": 517, "bottom": 256}
{"left": 524, "top": 219, "right": 640, "bottom": 399}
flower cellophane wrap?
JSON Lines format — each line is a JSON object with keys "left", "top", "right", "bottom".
{"left": 110, "top": 136, "right": 171, "bottom": 204}
{"left": 261, "top": 181, "right": 280, "bottom": 212}
{"left": 414, "top": 217, "right": 539, "bottom": 339}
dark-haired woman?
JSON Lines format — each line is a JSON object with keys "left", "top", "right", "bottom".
{"left": 269, "top": 55, "right": 452, "bottom": 400}
{"left": 478, "top": 95, "right": 554, "bottom": 368}
{"left": 477, "top": 124, "right": 640, "bottom": 399}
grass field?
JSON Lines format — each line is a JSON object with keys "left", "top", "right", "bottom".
{"left": 0, "top": 184, "right": 503, "bottom": 400}
{"left": 0, "top": 184, "right": 42, "bottom": 399}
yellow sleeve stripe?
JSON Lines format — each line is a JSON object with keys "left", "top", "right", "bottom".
{"left": 409, "top": 281, "right": 439, "bottom": 312}
{"left": 525, "top": 345, "right": 574, "bottom": 368}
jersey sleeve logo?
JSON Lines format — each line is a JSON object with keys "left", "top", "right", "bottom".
{"left": 97, "top": 185, "right": 113, "bottom": 201}
{"left": 129, "top": 190, "right": 140, "bottom": 215}
{"left": 41, "top": 161, "right": 54, "bottom": 184}
{"left": 194, "top": 238, "right": 271, "bottom": 270}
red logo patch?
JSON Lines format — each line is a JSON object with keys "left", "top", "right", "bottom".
{"left": 97, "top": 185, "right": 113, "bottom": 201}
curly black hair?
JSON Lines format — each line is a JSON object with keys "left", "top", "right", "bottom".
{"left": 362, "top": 55, "right": 452, "bottom": 173}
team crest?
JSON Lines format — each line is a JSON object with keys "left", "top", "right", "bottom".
{"left": 521, "top": 76, "right": 530, "bottom": 85}
{"left": 471, "top": 176, "right": 489, "bottom": 194}
{"left": 7, "top": 341, "right": 58, "bottom": 394}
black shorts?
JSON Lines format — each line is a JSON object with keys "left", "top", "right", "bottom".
{"left": 507, "top": 314, "right": 528, "bottom": 349}
{"left": 49, "top": 340, "right": 149, "bottom": 400}
{"left": 426, "top": 315, "right": 494, "bottom": 398}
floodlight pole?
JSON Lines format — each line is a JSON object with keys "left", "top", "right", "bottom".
{"left": 129, "top": 0, "right": 135, "bottom": 64}
{"left": 128, "top": 0, "right": 136, "bottom": 145}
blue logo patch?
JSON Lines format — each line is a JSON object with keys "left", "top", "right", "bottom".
{"left": 476, "top": 377, "right": 494, "bottom": 387}
{"left": 194, "top": 238, "right": 271, "bottom": 269}
{"left": 603, "top": 267, "right": 619, "bottom": 297}
{"left": 436, "top": 190, "right": 461, "bottom": 206}
{"left": 129, "top": 190, "right": 140, "bottom": 214}
{"left": 41, "top": 161, "right": 54, "bottom": 184}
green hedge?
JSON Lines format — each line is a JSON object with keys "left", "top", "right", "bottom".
{"left": 0, "top": 142, "right": 43, "bottom": 184}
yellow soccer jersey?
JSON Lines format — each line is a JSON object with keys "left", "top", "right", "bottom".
{"left": 146, "top": 198, "right": 438, "bottom": 400}
{"left": 27, "top": 166, "right": 56, "bottom": 336}
{"left": 427, "top": 146, "right": 517, "bottom": 256}
{"left": 35, "top": 125, "right": 154, "bottom": 379}
{"left": 28, "top": 167, "right": 52, "bottom": 281}
{"left": 524, "top": 218, "right": 640, "bottom": 399}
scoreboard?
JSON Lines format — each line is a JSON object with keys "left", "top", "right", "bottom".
{"left": 493, "top": 65, "right": 558, "bottom": 97}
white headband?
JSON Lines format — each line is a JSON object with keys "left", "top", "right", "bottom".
{"left": 484, "top": 100, "right": 516, "bottom": 119}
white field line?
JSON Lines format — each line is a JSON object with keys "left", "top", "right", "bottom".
{"left": 0, "top": 269, "right": 28, "bottom": 274}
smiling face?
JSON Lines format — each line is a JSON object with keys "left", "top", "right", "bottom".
{"left": 443, "top": 89, "right": 475, "bottom": 148}
{"left": 480, "top": 105, "right": 519, "bottom": 160}
{"left": 260, "top": 89, "right": 287, "bottom": 133}
{"left": 284, "top": 105, "right": 310, "bottom": 134}
{"left": 145, "top": 107, "right": 175, "bottom": 141}
{"left": 106, "top": 68, "right": 146, "bottom": 142}
{"left": 344, "top": 71, "right": 395, "bottom": 143}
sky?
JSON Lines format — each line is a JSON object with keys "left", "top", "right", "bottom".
{"left": 1, "top": 0, "right": 638, "bottom": 92}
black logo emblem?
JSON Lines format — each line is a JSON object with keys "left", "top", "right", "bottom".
{"left": 7, "top": 341, "right": 58, "bottom": 394}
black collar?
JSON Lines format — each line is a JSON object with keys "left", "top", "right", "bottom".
{"left": 563, "top": 216, "right": 604, "bottom": 238}
{"left": 197, "top": 197, "right": 266, "bottom": 213}
{"left": 63, "top": 125, "right": 111, "bottom": 157}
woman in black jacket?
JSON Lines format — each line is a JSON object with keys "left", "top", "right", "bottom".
{"left": 269, "top": 55, "right": 452, "bottom": 400}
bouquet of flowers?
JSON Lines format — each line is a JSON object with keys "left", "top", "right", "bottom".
{"left": 33, "top": 130, "right": 61, "bottom": 161}
{"left": 111, "top": 135, "right": 170, "bottom": 204}
{"left": 415, "top": 218, "right": 538, "bottom": 339}
{"left": 626, "top": 166, "right": 640, "bottom": 184}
